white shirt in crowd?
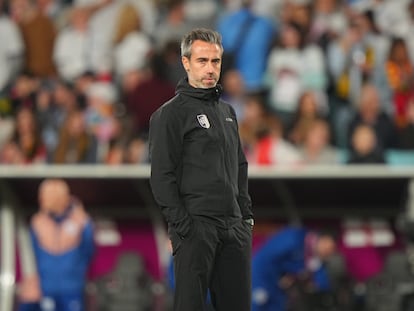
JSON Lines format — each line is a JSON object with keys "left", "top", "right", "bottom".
{"left": 114, "top": 31, "right": 152, "bottom": 78}
{"left": 265, "top": 45, "right": 326, "bottom": 113}
{"left": 54, "top": 27, "right": 89, "bottom": 81}
{"left": 87, "top": 1, "right": 119, "bottom": 74}
{"left": 0, "top": 14, "right": 24, "bottom": 92}
{"left": 80, "top": 0, "right": 157, "bottom": 75}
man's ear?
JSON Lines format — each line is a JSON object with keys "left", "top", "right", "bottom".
{"left": 182, "top": 56, "right": 190, "bottom": 72}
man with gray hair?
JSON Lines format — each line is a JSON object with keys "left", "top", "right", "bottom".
{"left": 149, "top": 28, "right": 254, "bottom": 311}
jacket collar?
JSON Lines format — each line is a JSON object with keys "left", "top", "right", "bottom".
{"left": 176, "top": 78, "right": 222, "bottom": 102}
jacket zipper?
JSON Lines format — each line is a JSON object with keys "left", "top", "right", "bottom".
{"left": 211, "top": 100, "right": 230, "bottom": 227}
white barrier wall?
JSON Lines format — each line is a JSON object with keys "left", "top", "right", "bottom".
{"left": 1, "top": 164, "right": 414, "bottom": 311}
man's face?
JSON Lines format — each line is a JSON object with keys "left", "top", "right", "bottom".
{"left": 39, "top": 180, "right": 70, "bottom": 215}
{"left": 182, "top": 40, "right": 222, "bottom": 89}
{"left": 317, "top": 236, "right": 336, "bottom": 261}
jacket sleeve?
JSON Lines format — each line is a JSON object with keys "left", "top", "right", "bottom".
{"left": 232, "top": 108, "right": 253, "bottom": 220}
{"left": 238, "top": 138, "right": 253, "bottom": 219}
{"left": 149, "top": 106, "right": 192, "bottom": 234}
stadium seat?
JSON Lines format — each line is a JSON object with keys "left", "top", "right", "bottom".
{"left": 385, "top": 150, "right": 414, "bottom": 166}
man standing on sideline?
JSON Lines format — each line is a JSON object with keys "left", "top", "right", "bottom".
{"left": 149, "top": 28, "right": 254, "bottom": 311}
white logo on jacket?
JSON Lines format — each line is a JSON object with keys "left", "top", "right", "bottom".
{"left": 197, "top": 114, "right": 210, "bottom": 129}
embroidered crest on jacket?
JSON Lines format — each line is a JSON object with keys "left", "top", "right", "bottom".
{"left": 197, "top": 114, "right": 210, "bottom": 129}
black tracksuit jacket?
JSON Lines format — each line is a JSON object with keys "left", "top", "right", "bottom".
{"left": 149, "top": 78, "right": 253, "bottom": 236}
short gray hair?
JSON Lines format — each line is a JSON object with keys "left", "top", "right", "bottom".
{"left": 180, "top": 28, "right": 223, "bottom": 58}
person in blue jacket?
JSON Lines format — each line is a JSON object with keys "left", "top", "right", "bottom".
{"left": 18, "top": 179, "right": 95, "bottom": 311}
{"left": 217, "top": 0, "right": 275, "bottom": 91}
{"left": 252, "top": 225, "right": 336, "bottom": 311}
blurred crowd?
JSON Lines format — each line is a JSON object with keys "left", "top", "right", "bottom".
{"left": 1, "top": 0, "right": 414, "bottom": 166}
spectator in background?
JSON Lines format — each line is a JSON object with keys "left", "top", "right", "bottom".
{"left": 218, "top": 0, "right": 275, "bottom": 91}
{"left": 372, "top": 0, "right": 411, "bottom": 39}
{"left": 10, "top": 0, "right": 57, "bottom": 78}
{"left": 286, "top": 90, "right": 328, "bottom": 146}
{"left": 124, "top": 54, "right": 175, "bottom": 137}
{"left": 85, "top": 0, "right": 123, "bottom": 77}
{"left": 128, "top": 0, "right": 158, "bottom": 36}
{"left": 103, "top": 134, "right": 145, "bottom": 166}
{"left": 384, "top": 37, "right": 414, "bottom": 128}
{"left": 72, "top": 71, "right": 96, "bottom": 109}
{"left": 10, "top": 106, "right": 46, "bottom": 164}
{"left": 239, "top": 90, "right": 269, "bottom": 157}
{"left": 265, "top": 21, "right": 327, "bottom": 128}
{"left": 0, "top": 140, "right": 25, "bottom": 164}
{"left": 112, "top": 2, "right": 152, "bottom": 85}
{"left": 34, "top": 80, "right": 55, "bottom": 156}
{"left": 327, "top": 18, "right": 364, "bottom": 148}
{"left": 279, "top": 0, "right": 313, "bottom": 43}
{"left": 221, "top": 69, "right": 247, "bottom": 121}
{"left": 357, "top": 9, "right": 391, "bottom": 110}
{"left": 53, "top": 5, "right": 91, "bottom": 82}
{"left": 299, "top": 118, "right": 339, "bottom": 165}
{"left": 0, "top": 116, "right": 15, "bottom": 151}
{"left": 36, "top": 80, "right": 79, "bottom": 159}
{"left": 0, "top": 0, "right": 24, "bottom": 93}
{"left": 118, "top": 66, "right": 147, "bottom": 103}
{"left": 103, "top": 128, "right": 148, "bottom": 165}
{"left": 9, "top": 72, "right": 40, "bottom": 113}
{"left": 35, "top": 0, "right": 65, "bottom": 24}
{"left": 125, "top": 135, "right": 148, "bottom": 164}
{"left": 327, "top": 10, "right": 391, "bottom": 144}
{"left": 308, "top": 0, "right": 347, "bottom": 51}
{"left": 347, "top": 83, "right": 397, "bottom": 152}
{"left": 53, "top": 110, "right": 97, "bottom": 163}
{"left": 152, "top": 0, "right": 193, "bottom": 52}
{"left": 251, "top": 226, "right": 336, "bottom": 311}
{"left": 396, "top": 97, "right": 414, "bottom": 150}
{"left": 327, "top": 14, "right": 361, "bottom": 104}
{"left": 104, "top": 138, "right": 126, "bottom": 165}
{"left": 184, "top": 0, "right": 219, "bottom": 30}
{"left": 403, "top": 0, "right": 414, "bottom": 66}
{"left": 18, "top": 179, "right": 95, "bottom": 311}
{"left": 153, "top": 40, "right": 187, "bottom": 87}
{"left": 347, "top": 124, "right": 386, "bottom": 164}
{"left": 84, "top": 81, "right": 120, "bottom": 162}
{"left": 0, "top": 0, "right": 22, "bottom": 144}
{"left": 250, "top": 114, "right": 303, "bottom": 166}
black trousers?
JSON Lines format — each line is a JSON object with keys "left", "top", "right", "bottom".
{"left": 169, "top": 218, "right": 252, "bottom": 311}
